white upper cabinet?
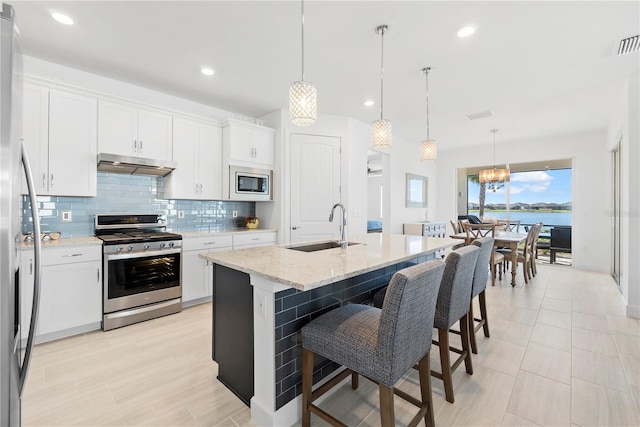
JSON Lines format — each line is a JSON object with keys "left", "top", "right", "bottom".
{"left": 22, "top": 84, "right": 49, "bottom": 195}
{"left": 222, "top": 119, "right": 275, "bottom": 169}
{"left": 98, "top": 100, "right": 172, "bottom": 161}
{"left": 22, "top": 84, "right": 97, "bottom": 197}
{"left": 163, "top": 117, "right": 222, "bottom": 200}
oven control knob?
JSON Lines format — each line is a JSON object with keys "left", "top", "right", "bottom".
{"left": 143, "top": 243, "right": 150, "bottom": 250}
{"left": 168, "top": 242, "right": 175, "bottom": 248}
{"left": 116, "top": 246, "right": 123, "bottom": 253}
{"left": 159, "top": 242, "right": 166, "bottom": 249}
{"left": 127, "top": 245, "right": 133, "bottom": 252}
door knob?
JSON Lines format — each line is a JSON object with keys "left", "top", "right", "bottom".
{"left": 291, "top": 226, "right": 301, "bottom": 230}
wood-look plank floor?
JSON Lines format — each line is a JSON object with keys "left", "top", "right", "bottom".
{"left": 23, "top": 262, "right": 640, "bottom": 426}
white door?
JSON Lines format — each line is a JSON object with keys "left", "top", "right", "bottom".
{"left": 290, "top": 133, "right": 341, "bottom": 242}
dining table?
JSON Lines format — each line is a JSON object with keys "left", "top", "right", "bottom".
{"left": 451, "top": 230, "right": 528, "bottom": 287}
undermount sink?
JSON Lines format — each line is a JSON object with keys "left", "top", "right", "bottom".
{"left": 287, "top": 241, "right": 361, "bottom": 252}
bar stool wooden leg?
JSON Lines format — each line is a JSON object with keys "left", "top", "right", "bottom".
{"left": 468, "top": 302, "right": 478, "bottom": 354}
{"left": 437, "top": 328, "right": 455, "bottom": 403}
{"left": 379, "top": 384, "right": 395, "bottom": 427}
{"left": 351, "top": 372, "right": 359, "bottom": 389}
{"left": 460, "top": 313, "right": 474, "bottom": 375}
{"left": 302, "top": 348, "right": 313, "bottom": 427}
{"left": 418, "top": 353, "right": 435, "bottom": 427}
{"left": 479, "top": 291, "right": 490, "bottom": 338}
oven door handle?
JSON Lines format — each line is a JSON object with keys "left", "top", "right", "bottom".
{"left": 106, "top": 248, "right": 181, "bottom": 261}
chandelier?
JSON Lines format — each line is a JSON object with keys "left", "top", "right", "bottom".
{"left": 372, "top": 25, "right": 391, "bottom": 148}
{"left": 479, "top": 129, "right": 510, "bottom": 192}
{"left": 289, "top": 0, "right": 317, "bottom": 126}
{"left": 420, "top": 67, "right": 436, "bottom": 160}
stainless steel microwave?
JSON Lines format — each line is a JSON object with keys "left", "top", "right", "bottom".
{"left": 229, "top": 165, "right": 273, "bottom": 201}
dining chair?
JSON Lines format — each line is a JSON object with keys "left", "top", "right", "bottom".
{"left": 301, "top": 260, "right": 445, "bottom": 427}
{"left": 497, "top": 219, "right": 521, "bottom": 232}
{"left": 463, "top": 222, "right": 504, "bottom": 286}
{"left": 498, "top": 222, "right": 540, "bottom": 284}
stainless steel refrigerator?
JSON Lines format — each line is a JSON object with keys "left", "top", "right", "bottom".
{"left": 1, "top": 3, "right": 42, "bottom": 425}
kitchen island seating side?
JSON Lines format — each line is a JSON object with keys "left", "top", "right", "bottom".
{"left": 301, "top": 259, "right": 446, "bottom": 427}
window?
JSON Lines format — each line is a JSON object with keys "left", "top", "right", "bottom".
{"left": 467, "top": 168, "right": 572, "bottom": 227}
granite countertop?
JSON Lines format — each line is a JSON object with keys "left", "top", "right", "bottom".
{"left": 179, "top": 228, "right": 277, "bottom": 238}
{"left": 20, "top": 236, "right": 102, "bottom": 249}
{"left": 200, "top": 233, "right": 455, "bottom": 291}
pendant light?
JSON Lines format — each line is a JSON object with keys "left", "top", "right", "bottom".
{"left": 479, "top": 129, "right": 510, "bottom": 192}
{"left": 420, "top": 67, "right": 436, "bottom": 161}
{"left": 372, "top": 25, "right": 391, "bottom": 148}
{"left": 289, "top": 0, "right": 317, "bottom": 126}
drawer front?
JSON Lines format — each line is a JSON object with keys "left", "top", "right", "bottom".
{"left": 182, "top": 235, "right": 233, "bottom": 252}
{"left": 42, "top": 246, "right": 102, "bottom": 266}
{"left": 233, "top": 231, "right": 277, "bottom": 248}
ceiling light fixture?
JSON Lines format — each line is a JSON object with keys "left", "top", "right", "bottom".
{"left": 289, "top": 0, "right": 317, "bottom": 126}
{"left": 479, "top": 129, "right": 510, "bottom": 192}
{"left": 420, "top": 67, "right": 436, "bottom": 161}
{"left": 372, "top": 24, "right": 391, "bottom": 149}
{"left": 363, "top": 100, "right": 375, "bottom": 107}
{"left": 200, "top": 67, "right": 215, "bottom": 76}
{"left": 457, "top": 26, "right": 476, "bottom": 38}
{"left": 51, "top": 12, "right": 74, "bottom": 25}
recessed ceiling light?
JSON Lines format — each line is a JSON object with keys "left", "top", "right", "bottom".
{"left": 457, "top": 26, "right": 476, "bottom": 38}
{"left": 363, "top": 100, "right": 375, "bottom": 107}
{"left": 201, "top": 67, "right": 215, "bottom": 76}
{"left": 51, "top": 12, "right": 74, "bottom": 25}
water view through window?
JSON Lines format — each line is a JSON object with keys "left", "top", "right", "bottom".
{"left": 468, "top": 168, "right": 572, "bottom": 226}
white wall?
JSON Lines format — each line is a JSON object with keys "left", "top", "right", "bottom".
{"left": 261, "top": 111, "right": 439, "bottom": 240}
{"left": 607, "top": 72, "right": 640, "bottom": 318}
{"left": 436, "top": 130, "right": 610, "bottom": 274}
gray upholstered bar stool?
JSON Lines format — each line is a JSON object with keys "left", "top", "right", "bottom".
{"left": 469, "top": 237, "right": 494, "bottom": 354}
{"left": 431, "top": 245, "right": 479, "bottom": 403}
{"left": 301, "top": 260, "right": 446, "bottom": 427}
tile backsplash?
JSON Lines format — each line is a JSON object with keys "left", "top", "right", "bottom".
{"left": 22, "top": 172, "right": 255, "bottom": 237}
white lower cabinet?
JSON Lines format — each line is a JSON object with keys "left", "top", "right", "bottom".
{"left": 181, "top": 231, "right": 277, "bottom": 305}
{"left": 232, "top": 231, "right": 277, "bottom": 249}
{"left": 20, "top": 245, "right": 102, "bottom": 341}
{"left": 181, "top": 235, "right": 233, "bottom": 303}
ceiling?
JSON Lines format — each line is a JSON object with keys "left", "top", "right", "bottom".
{"left": 10, "top": 1, "right": 640, "bottom": 150}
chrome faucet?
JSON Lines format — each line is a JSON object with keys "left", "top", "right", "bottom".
{"left": 329, "top": 203, "right": 348, "bottom": 248}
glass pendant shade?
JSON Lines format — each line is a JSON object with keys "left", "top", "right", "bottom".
{"left": 479, "top": 167, "right": 510, "bottom": 184}
{"left": 372, "top": 119, "right": 392, "bottom": 148}
{"left": 420, "top": 139, "right": 437, "bottom": 160}
{"left": 289, "top": 80, "right": 317, "bottom": 126}
{"left": 479, "top": 129, "right": 510, "bottom": 191}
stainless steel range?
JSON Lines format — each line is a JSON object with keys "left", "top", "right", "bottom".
{"left": 95, "top": 214, "right": 182, "bottom": 331}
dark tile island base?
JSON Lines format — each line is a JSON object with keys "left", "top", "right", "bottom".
{"left": 204, "top": 233, "right": 454, "bottom": 426}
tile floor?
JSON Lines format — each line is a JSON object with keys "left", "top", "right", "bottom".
{"left": 23, "top": 262, "right": 640, "bottom": 426}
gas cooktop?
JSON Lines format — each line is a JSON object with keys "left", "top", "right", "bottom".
{"left": 96, "top": 230, "right": 182, "bottom": 244}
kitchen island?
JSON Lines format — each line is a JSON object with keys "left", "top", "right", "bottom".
{"left": 201, "top": 233, "right": 455, "bottom": 427}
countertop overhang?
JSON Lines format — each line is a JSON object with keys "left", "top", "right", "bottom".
{"left": 200, "top": 233, "right": 455, "bottom": 291}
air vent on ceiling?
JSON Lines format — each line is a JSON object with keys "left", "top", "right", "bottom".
{"left": 465, "top": 110, "right": 494, "bottom": 120}
{"left": 617, "top": 35, "right": 639, "bottom": 56}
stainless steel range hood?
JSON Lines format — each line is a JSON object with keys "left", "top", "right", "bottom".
{"left": 97, "top": 153, "right": 177, "bottom": 177}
